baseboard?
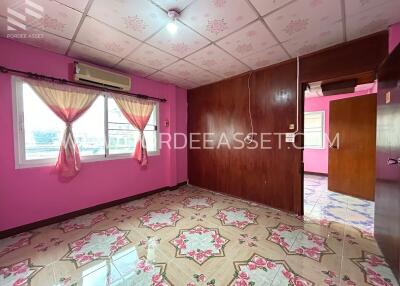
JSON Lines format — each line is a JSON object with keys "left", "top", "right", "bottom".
{"left": 0, "top": 181, "right": 187, "bottom": 239}
{"left": 304, "top": 171, "right": 328, "bottom": 177}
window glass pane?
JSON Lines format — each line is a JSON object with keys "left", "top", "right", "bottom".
{"left": 304, "top": 131, "right": 323, "bottom": 147}
{"left": 107, "top": 98, "right": 158, "bottom": 154}
{"left": 304, "top": 116, "right": 321, "bottom": 128}
{"left": 108, "top": 98, "right": 136, "bottom": 155}
{"left": 304, "top": 111, "right": 324, "bottom": 148}
{"left": 108, "top": 130, "right": 139, "bottom": 155}
{"left": 148, "top": 105, "right": 157, "bottom": 125}
{"left": 22, "top": 82, "right": 64, "bottom": 160}
{"left": 108, "top": 98, "right": 135, "bottom": 132}
{"left": 73, "top": 96, "right": 105, "bottom": 156}
{"left": 144, "top": 130, "right": 157, "bottom": 152}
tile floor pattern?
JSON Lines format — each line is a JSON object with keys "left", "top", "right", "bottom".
{"left": 0, "top": 175, "right": 399, "bottom": 286}
{"left": 303, "top": 175, "right": 375, "bottom": 238}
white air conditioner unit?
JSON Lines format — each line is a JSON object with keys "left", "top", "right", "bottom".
{"left": 73, "top": 62, "right": 131, "bottom": 91}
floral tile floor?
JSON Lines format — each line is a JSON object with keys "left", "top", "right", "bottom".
{"left": 0, "top": 175, "right": 398, "bottom": 286}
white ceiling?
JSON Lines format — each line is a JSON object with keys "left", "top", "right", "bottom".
{"left": 1, "top": 0, "right": 399, "bottom": 90}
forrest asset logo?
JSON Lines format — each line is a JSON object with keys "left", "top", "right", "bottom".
{"left": 6, "top": 0, "right": 44, "bottom": 39}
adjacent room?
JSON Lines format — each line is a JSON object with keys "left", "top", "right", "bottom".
{"left": 303, "top": 79, "right": 377, "bottom": 237}
{"left": 0, "top": 0, "right": 400, "bottom": 285}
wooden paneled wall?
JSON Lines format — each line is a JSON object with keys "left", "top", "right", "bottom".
{"left": 300, "top": 31, "right": 388, "bottom": 83}
{"left": 188, "top": 31, "right": 388, "bottom": 214}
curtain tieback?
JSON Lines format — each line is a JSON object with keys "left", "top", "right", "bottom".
{"left": 63, "top": 122, "right": 75, "bottom": 157}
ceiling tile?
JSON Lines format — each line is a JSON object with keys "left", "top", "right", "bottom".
{"left": 57, "top": 0, "right": 89, "bottom": 12}
{"left": 249, "top": 0, "right": 293, "bottom": 16}
{"left": 346, "top": 0, "right": 400, "bottom": 40}
{"left": 0, "top": 0, "right": 82, "bottom": 39}
{"left": 185, "top": 44, "right": 249, "bottom": 77}
{"left": 162, "top": 60, "right": 222, "bottom": 84}
{"left": 180, "top": 0, "right": 258, "bottom": 41}
{"left": 127, "top": 42, "right": 178, "bottom": 69}
{"left": 149, "top": 71, "right": 198, "bottom": 89}
{"left": 149, "top": 70, "right": 184, "bottom": 82}
{"left": 68, "top": 42, "right": 122, "bottom": 67}
{"left": 0, "top": 17, "right": 70, "bottom": 54}
{"left": 241, "top": 44, "right": 289, "bottom": 69}
{"left": 283, "top": 21, "right": 343, "bottom": 56}
{"left": 88, "top": 0, "right": 168, "bottom": 41}
{"left": 345, "top": 0, "right": 395, "bottom": 17}
{"left": 116, "top": 59, "right": 157, "bottom": 77}
{"left": 175, "top": 79, "right": 198, "bottom": 89}
{"left": 217, "top": 20, "right": 278, "bottom": 59}
{"left": 147, "top": 21, "right": 209, "bottom": 57}
{"left": 264, "top": 0, "right": 342, "bottom": 42}
{"left": 151, "top": 0, "right": 194, "bottom": 11}
{"left": 75, "top": 17, "right": 140, "bottom": 58}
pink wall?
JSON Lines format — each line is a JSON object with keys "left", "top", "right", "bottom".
{"left": 389, "top": 22, "right": 400, "bottom": 53}
{"left": 304, "top": 84, "right": 376, "bottom": 174}
{"left": 0, "top": 38, "right": 187, "bottom": 231}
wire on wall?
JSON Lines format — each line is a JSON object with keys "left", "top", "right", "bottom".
{"left": 294, "top": 56, "right": 300, "bottom": 134}
{"left": 244, "top": 71, "right": 254, "bottom": 145}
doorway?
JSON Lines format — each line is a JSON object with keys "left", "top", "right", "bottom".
{"left": 302, "top": 78, "right": 377, "bottom": 237}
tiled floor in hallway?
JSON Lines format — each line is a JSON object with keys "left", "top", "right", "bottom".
{"left": 304, "top": 174, "right": 375, "bottom": 237}
{"left": 0, "top": 177, "right": 398, "bottom": 286}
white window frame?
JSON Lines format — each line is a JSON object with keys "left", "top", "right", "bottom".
{"left": 12, "top": 76, "right": 160, "bottom": 169}
{"left": 304, "top": 111, "right": 325, "bottom": 149}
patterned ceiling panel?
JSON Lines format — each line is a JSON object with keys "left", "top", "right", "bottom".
{"left": 0, "top": 0, "right": 82, "bottom": 39}
{"left": 75, "top": 17, "right": 141, "bottom": 58}
{"left": 217, "top": 20, "right": 278, "bottom": 59}
{"left": 147, "top": 20, "right": 209, "bottom": 57}
{"left": 283, "top": 21, "right": 343, "bottom": 57}
{"left": 56, "top": 0, "right": 89, "bottom": 12}
{"left": 1, "top": 0, "right": 400, "bottom": 90}
{"left": 264, "top": 0, "right": 342, "bottom": 42}
{"left": 180, "top": 0, "right": 258, "bottom": 41}
{"left": 68, "top": 42, "right": 122, "bottom": 67}
{"left": 185, "top": 44, "right": 249, "bottom": 78}
{"left": 162, "top": 60, "right": 222, "bottom": 85}
{"left": 149, "top": 71, "right": 198, "bottom": 88}
{"left": 126, "top": 42, "right": 178, "bottom": 69}
{"left": 240, "top": 44, "right": 289, "bottom": 70}
{"left": 151, "top": 0, "right": 195, "bottom": 11}
{"left": 0, "top": 17, "right": 70, "bottom": 54}
{"left": 249, "top": 0, "right": 294, "bottom": 16}
{"left": 89, "top": 0, "right": 168, "bottom": 41}
{"left": 149, "top": 70, "right": 183, "bottom": 82}
{"left": 345, "top": 0, "right": 395, "bottom": 16}
{"left": 116, "top": 59, "right": 157, "bottom": 77}
{"left": 346, "top": 0, "right": 400, "bottom": 40}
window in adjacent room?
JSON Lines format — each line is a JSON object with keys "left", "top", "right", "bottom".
{"left": 13, "top": 77, "right": 159, "bottom": 168}
{"left": 304, "top": 111, "right": 325, "bottom": 149}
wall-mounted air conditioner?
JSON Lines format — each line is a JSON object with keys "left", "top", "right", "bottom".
{"left": 73, "top": 62, "right": 131, "bottom": 91}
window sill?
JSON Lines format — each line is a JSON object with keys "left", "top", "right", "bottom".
{"left": 15, "top": 151, "right": 160, "bottom": 169}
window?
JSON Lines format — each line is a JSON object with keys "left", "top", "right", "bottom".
{"left": 13, "top": 77, "right": 159, "bottom": 168}
{"left": 107, "top": 98, "right": 158, "bottom": 155}
{"left": 304, "top": 111, "right": 324, "bottom": 149}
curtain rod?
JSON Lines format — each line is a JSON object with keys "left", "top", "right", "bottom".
{"left": 0, "top": 65, "right": 167, "bottom": 103}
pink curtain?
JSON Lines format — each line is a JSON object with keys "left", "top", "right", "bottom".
{"left": 26, "top": 79, "right": 98, "bottom": 178}
{"left": 112, "top": 94, "right": 155, "bottom": 167}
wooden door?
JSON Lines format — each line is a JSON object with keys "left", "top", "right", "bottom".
{"left": 375, "top": 44, "right": 400, "bottom": 283}
{"left": 328, "top": 94, "right": 377, "bottom": 200}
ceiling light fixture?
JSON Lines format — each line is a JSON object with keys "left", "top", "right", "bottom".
{"left": 167, "top": 10, "right": 179, "bottom": 34}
